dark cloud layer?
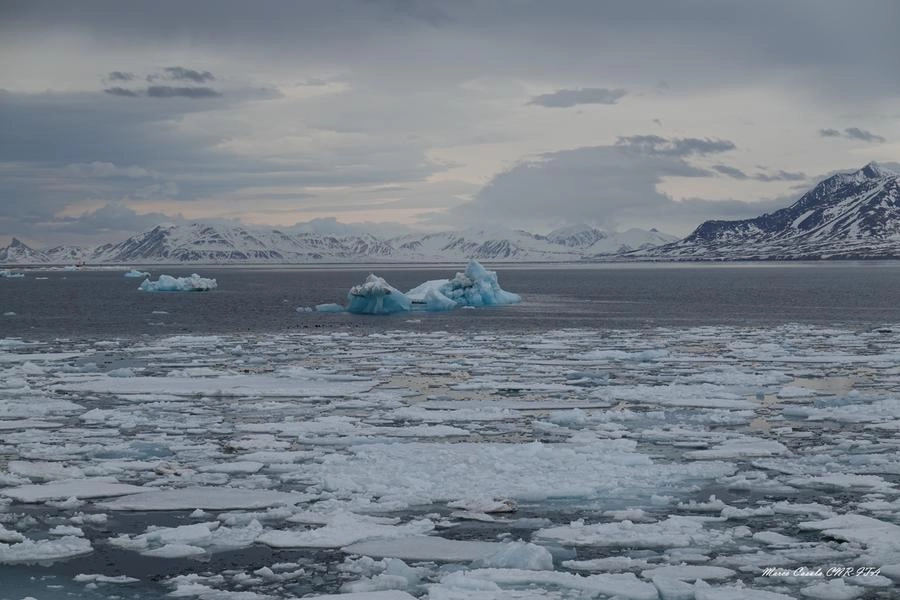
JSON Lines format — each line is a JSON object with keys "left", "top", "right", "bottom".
{"left": 2, "top": 0, "right": 899, "bottom": 244}
{"left": 146, "top": 85, "right": 222, "bottom": 98}
{"left": 162, "top": 66, "right": 215, "bottom": 83}
{"left": 615, "top": 135, "right": 736, "bottom": 158}
{"left": 528, "top": 88, "right": 626, "bottom": 108}
{"left": 712, "top": 165, "right": 807, "bottom": 182}
{"left": 819, "top": 127, "right": 886, "bottom": 143}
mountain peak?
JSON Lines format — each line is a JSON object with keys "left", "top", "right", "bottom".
{"left": 853, "top": 161, "right": 897, "bottom": 180}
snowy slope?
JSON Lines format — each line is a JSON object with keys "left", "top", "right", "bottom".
{"left": 1, "top": 223, "right": 676, "bottom": 265}
{"left": 0, "top": 238, "right": 49, "bottom": 264}
{"left": 643, "top": 162, "right": 900, "bottom": 260}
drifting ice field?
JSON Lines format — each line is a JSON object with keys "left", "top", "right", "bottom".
{"left": 1, "top": 325, "right": 899, "bottom": 599}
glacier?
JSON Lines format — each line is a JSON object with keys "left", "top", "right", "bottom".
{"left": 138, "top": 273, "right": 217, "bottom": 292}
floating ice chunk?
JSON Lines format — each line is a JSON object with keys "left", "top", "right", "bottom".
{"left": 111, "top": 520, "right": 264, "bottom": 556}
{"left": 641, "top": 565, "right": 735, "bottom": 581}
{"left": 74, "top": 573, "right": 139, "bottom": 584}
{"left": 536, "top": 516, "right": 733, "bottom": 549}
{"left": 97, "top": 487, "right": 301, "bottom": 511}
{"left": 799, "top": 514, "right": 900, "bottom": 553}
{"left": 684, "top": 438, "right": 789, "bottom": 460}
{"left": 144, "top": 543, "right": 207, "bottom": 558}
{"left": 1, "top": 478, "right": 144, "bottom": 502}
{"left": 0, "top": 524, "right": 25, "bottom": 543}
{"left": 258, "top": 512, "right": 433, "bottom": 548}
{"left": 49, "top": 525, "right": 84, "bottom": 537}
{"left": 800, "top": 579, "right": 864, "bottom": 600}
{"left": 440, "top": 569, "right": 659, "bottom": 600}
{"left": 651, "top": 576, "right": 696, "bottom": 600}
{"left": 0, "top": 535, "right": 92, "bottom": 564}
{"left": 0, "top": 270, "right": 25, "bottom": 278}
{"left": 693, "top": 581, "right": 796, "bottom": 600}
{"left": 407, "top": 260, "right": 521, "bottom": 310}
{"left": 316, "top": 303, "right": 346, "bottom": 313}
{"left": 8, "top": 460, "right": 84, "bottom": 482}
{"left": 138, "top": 273, "right": 217, "bottom": 292}
{"left": 343, "top": 536, "right": 504, "bottom": 562}
{"left": 340, "top": 558, "right": 424, "bottom": 595}
{"left": 447, "top": 497, "right": 518, "bottom": 514}
{"left": 304, "top": 592, "right": 416, "bottom": 600}
{"left": 123, "top": 269, "right": 150, "bottom": 278}
{"left": 346, "top": 275, "right": 412, "bottom": 315}
{"left": 473, "top": 541, "right": 554, "bottom": 571}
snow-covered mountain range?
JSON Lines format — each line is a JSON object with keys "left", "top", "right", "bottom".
{"left": 7, "top": 162, "right": 898, "bottom": 265}
{"left": 0, "top": 223, "right": 677, "bottom": 265}
{"left": 640, "top": 162, "right": 900, "bottom": 260}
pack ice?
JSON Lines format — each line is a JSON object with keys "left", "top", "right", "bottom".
{"left": 1, "top": 324, "right": 900, "bottom": 598}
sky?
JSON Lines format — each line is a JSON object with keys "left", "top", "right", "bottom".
{"left": 2, "top": 0, "right": 900, "bottom": 247}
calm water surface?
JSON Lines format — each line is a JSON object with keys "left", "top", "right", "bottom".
{"left": 2, "top": 262, "right": 900, "bottom": 339}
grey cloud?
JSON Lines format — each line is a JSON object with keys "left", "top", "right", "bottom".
{"left": 711, "top": 164, "right": 748, "bottom": 179}
{"left": 146, "top": 86, "right": 222, "bottom": 98}
{"left": 163, "top": 66, "right": 215, "bottom": 83}
{"left": 528, "top": 88, "right": 626, "bottom": 108}
{"left": 106, "top": 71, "right": 135, "bottom": 81}
{"left": 712, "top": 165, "right": 807, "bottom": 182}
{"left": 104, "top": 87, "right": 140, "bottom": 97}
{"left": 844, "top": 127, "right": 885, "bottom": 143}
{"left": 437, "top": 144, "right": 805, "bottom": 235}
{"left": 753, "top": 170, "right": 807, "bottom": 182}
{"left": 63, "top": 162, "right": 155, "bottom": 179}
{"left": 54, "top": 203, "right": 177, "bottom": 234}
{"left": 615, "top": 135, "right": 736, "bottom": 157}
{"left": 819, "top": 127, "right": 886, "bottom": 143}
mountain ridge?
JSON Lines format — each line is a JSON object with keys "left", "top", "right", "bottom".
{"left": 639, "top": 162, "right": 900, "bottom": 260}
{"left": 0, "top": 224, "right": 676, "bottom": 265}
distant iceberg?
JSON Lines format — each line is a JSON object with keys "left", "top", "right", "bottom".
{"left": 124, "top": 269, "right": 150, "bottom": 278}
{"left": 312, "top": 260, "right": 520, "bottom": 316}
{"left": 347, "top": 274, "right": 412, "bottom": 315}
{"left": 407, "top": 259, "right": 521, "bottom": 310}
{"left": 138, "top": 274, "right": 217, "bottom": 292}
{"left": 0, "top": 270, "right": 25, "bottom": 279}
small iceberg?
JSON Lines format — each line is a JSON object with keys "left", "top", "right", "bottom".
{"left": 407, "top": 259, "right": 521, "bottom": 310}
{"left": 139, "top": 274, "right": 217, "bottom": 292}
{"left": 124, "top": 269, "right": 150, "bottom": 278}
{"left": 347, "top": 274, "right": 412, "bottom": 315}
{"left": 315, "top": 303, "right": 345, "bottom": 313}
{"left": 312, "top": 260, "right": 520, "bottom": 315}
{"left": 0, "top": 270, "right": 25, "bottom": 279}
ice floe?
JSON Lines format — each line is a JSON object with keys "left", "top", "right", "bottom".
{"left": 138, "top": 273, "right": 217, "bottom": 292}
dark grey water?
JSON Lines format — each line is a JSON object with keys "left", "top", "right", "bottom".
{"left": 2, "top": 262, "right": 900, "bottom": 339}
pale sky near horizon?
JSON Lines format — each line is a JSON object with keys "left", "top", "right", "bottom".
{"left": 2, "top": 0, "right": 900, "bottom": 246}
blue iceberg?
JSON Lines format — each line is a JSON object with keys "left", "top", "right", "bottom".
{"left": 139, "top": 274, "right": 217, "bottom": 292}
{"left": 0, "top": 270, "right": 25, "bottom": 279}
{"left": 346, "top": 274, "right": 412, "bottom": 315}
{"left": 315, "top": 261, "right": 520, "bottom": 316}
{"left": 124, "top": 269, "right": 150, "bottom": 278}
{"left": 406, "top": 259, "right": 521, "bottom": 310}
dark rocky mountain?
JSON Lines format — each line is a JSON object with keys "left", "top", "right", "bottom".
{"left": 642, "top": 162, "right": 900, "bottom": 260}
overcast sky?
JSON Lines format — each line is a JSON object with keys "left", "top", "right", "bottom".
{"left": 2, "top": 0, "right": 900, "bottom": 246}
